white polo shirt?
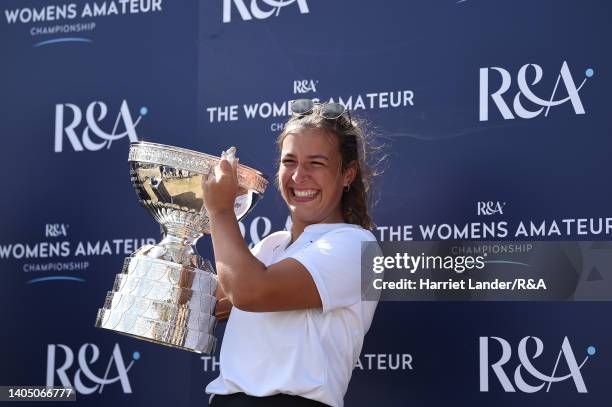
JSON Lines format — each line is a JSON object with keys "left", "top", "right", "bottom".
{"left": 206, "top": 223, "right": 379, "bottom": 407}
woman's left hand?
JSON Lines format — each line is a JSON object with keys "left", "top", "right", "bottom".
{"left": 202, "top": 157, "right": 239, "bottom": 216}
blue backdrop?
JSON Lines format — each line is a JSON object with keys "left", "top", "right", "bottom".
{"left": 1, "top": 1, "right": 610, "bottom": 406}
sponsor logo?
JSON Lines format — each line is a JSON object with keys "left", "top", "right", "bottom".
{"left": 293, "top": 79, "right": 318, "bottom": 94}
{"left": 479, "top": 61, "right": 592, "bottom": 121}
{"left": 375, "top": 217, "right": 612, "bottom": 240}
{"left": 45, "top": 223, "right": 69, "bottom": 237}
{"left": 54, "top": 100, "right": 147, "bottom": 153}
{"left": 46, "top": 343, "right": 139, "bottom": 395}
{"left": 479, "top": 336, "right": 595, "bottom": 393}
{"left": 222, "top": 0, "right": 310, "bottom": 23}
{"left": 0, "top": 222, "right": 156, "bottom": 283}
{"left": 477, "top": 201, "right": 505, "bottom": 216}
{"left": 204, "top": 70, "right": 414, "bottom": 133}
{"left": 205, "top": 90, "right": 415, "bottom": 133}
{"left": 3, "top": 1, "right": 163, "bottom": 46}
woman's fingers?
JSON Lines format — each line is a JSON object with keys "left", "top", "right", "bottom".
{"left": 201, "top": 156, "right": 239, "bottom": 214}
{"left": 201, "top": 169, "right": 210, "bottom": 191}
{"left": 232, "top": 158, "right": 239, "bottom": 180}
{"left": 214, "top": 160, "right": 225, "bottom": 182}
{"left": 204, "top": 156, "right": 238, "bottom": 188}
{"left": 218, "top": 157, "right": 233, "bottom": 174}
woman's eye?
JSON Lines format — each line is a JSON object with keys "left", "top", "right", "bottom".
{"left": 311, "top": 161, "right": 324, "bottom": 167}
{"left": 282, "top": 159, "right": 296, "bottom": 165}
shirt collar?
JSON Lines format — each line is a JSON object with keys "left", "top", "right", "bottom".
{"left": 302, "top": 223, "right": 358, "bottom": 235}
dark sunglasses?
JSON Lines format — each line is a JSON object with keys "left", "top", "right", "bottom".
{"left": 290, "top": 99, "right": 352, "bottom": 123}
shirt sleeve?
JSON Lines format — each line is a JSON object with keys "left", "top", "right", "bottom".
{"left": 291, "top": 227, "right": 376, "bottom": 313}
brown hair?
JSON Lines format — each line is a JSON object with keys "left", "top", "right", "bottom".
{"left": 276, "top": 105, "right": 382, "bottom": 230}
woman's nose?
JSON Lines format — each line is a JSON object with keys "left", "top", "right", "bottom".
{"left": 291, "top": 164, "right": 309, "bottom": 183}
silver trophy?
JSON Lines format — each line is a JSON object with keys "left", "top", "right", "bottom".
{"left": 95, "top": 141, "right": 268, "bottom": 353}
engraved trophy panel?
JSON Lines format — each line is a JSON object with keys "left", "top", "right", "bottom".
{"left": 96, "top": 142, "right": 268, "bottom": 353}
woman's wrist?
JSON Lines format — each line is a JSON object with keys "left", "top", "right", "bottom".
{"left": 207, "top": 207, "right": 236, "bottom": 221}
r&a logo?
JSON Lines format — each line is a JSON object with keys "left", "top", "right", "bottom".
{"left": 293, "top": 79, "right": 317, "bottom": 94}
{"left": 46, "top": 343, "right": 139, "bottom": 394}
{"left": 223, "top": 0, "right": 310, "bottom": 23}
{"left": 54, "top": 100, "right": 147, "bottom": 152}
{"left": 45, "top": 223, "right": 69, "bottom": 237}
{"left": 479, "top": 61, "right": 593, "bottom": 121}
{"left": 479, "top": 336, "right": 595, "bottom": 393}
{"left": 477, "top": 201, "right": 505, "bottom": 216}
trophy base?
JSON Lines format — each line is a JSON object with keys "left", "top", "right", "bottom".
{"left": 96, "top": 252, "right": 219, "bottom": 354}
{"left": 95, "top": 308, "right": 217, "bottom": 353}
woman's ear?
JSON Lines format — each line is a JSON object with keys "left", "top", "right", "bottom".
{"left": 343, "top": 160, "right": 358, "bottom": 186}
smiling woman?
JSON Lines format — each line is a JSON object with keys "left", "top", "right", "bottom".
{"left": 278, "top": 128, "right": 352, "bottom": 234}
{"left": 203, "top": 100, "right": 383, "bottom": 407}
{"left": 276, "top": 101, "right": 376, "bottom": 233}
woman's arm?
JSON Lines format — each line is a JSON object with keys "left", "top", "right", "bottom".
{"left": 203, "top": 158, "right": 321, "bottom": 312}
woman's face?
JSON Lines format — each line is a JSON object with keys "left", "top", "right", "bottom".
{"left": 279, "top": 128, "right": 352, "bottom": 228}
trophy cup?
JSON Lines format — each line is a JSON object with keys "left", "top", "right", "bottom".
{"left": 95, "top": 141, "right": 268, "bottom": 353}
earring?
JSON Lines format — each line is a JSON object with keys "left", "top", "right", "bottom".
{"left": 344, "top": 184, "right": 351, "bottom": 192}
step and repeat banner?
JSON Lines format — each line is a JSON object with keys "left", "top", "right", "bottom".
{"left": 1, "top": 1, "right": 611, "bottom": 406}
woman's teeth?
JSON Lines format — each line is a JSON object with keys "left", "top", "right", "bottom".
{"left": 293, "top": 189, "right": 318, "bottom": 198}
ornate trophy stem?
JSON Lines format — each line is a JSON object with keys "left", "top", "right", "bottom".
{"left": 95, "top": 142, "right": 268, "bottom": 353}
{"left": 162, "top": 226, "right": 201, "bottom": 244}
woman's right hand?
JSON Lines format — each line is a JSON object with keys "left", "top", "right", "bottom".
{"left": 202, "top": 157, "right": 239, "bottom": 217}
{"left": 214, "top": 285, "right": 232, "bottom": 320}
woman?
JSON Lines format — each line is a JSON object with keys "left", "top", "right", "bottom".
{"left": 203, "top": 99, "right": 380, "bottom": 407}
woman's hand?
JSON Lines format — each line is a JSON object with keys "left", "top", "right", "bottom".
{"left": 214, "top": 285, "right": 232, "bottom": 321}
{"left": 202, "top": 156, "right": 239, "bottom": 217}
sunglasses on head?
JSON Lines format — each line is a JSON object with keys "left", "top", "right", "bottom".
{"left": 290, "top": 99, "right": 352, "bottom": 123}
